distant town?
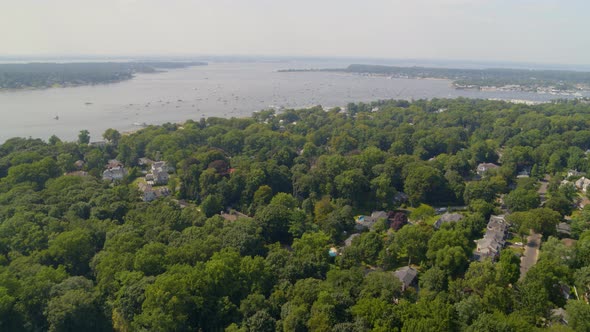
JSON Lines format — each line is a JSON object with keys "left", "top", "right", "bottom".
{"left": 280, "top": 64, "right": 590, "bottom": 96}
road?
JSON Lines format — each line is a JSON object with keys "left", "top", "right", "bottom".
{"left": 519, "top": 231, "right": 541, "bottom": 280}
{"left": 538, "top": 175, "right": 550, "bottom": 204}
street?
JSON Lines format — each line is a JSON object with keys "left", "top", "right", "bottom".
{"left": 519, "top": 231, "right": 541, "bottom": 280}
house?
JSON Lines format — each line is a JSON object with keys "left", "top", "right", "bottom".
{"left": 394, "top": 266, "right": 418, "bottom": 291}
{"left": 567, "top": 169, "right": 584, "bottom": 178}
{"left": 516, "top": 168, "right": 530, "bottom": 178}
{"left": 575, "top": 177, "right": 590, "bottom": 193}
{"left": 355, "top": 211, "right": 388, "bottom": 231}
{"left": 74, "top": 160, "right": 85, "bottom": 169}
{"left": 220, "top": 210, "right": 249, "bottom": 222}
{"left": 152, "top": 161, "right": 168, "bottom": 173}
{"left": 151, "top": 161, "right": 169, "bottom": 185}
{"left": 557, "top": 222, "right": 572, "bottom": 237}
{"left": 102, "top": 166, "right": 127, "bottom": 181}
{"left": 107, "top": 159, "right": 124, "bottom": 168}
{"left": 393, "top": 192, "right": 409, "bottom": 204}
{"left": 474, "top": 215, "right": 509, "bottom": 261}
{"left": 344, "top": 233, "right": 361, "bottom": 247}
{"left": 550, "top": 308, "right": 568, "bottom": 325}
{"left": 153, "top": 169, "right": 169, "bottom": 185}
{"left": 138, "top": 182, "right": 170, "bottom": 202}
{"left": 434, "top": 213, "right": 463, "bottom": 229}
{"left": 476, "top": 163, "right": 499, "bottom": 176}
{"left": 138, "top": 183, "right": 157, "bottom": 202}
{"left": 138, "top": 157, "right": 154, "bottom": 166}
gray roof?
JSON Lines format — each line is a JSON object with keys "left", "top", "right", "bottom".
{"left": 474, "top": 215, "right": 509, "bottom": 261}
{"left": 102, "top": 166, "right": 127, "bottom": 181}
{"left": 557, "top": 222, "right": 572, "bottom": 235}
{"left": 371, "top": 211, "right": 388, "bottom": 220}
{"left": 355, "top": 211, "right": 388, "bottom": 230}
{"left": 344, "top": 233, "right": 360, "bottom": 247}
{"left": 477, "top": 163, "right": 499, "bottom": 172}
{"left": 394, "top": 266, "right": 418, "bottom": 287}
{"left": 434, "top": 213, "right": 463, "bottom": 229}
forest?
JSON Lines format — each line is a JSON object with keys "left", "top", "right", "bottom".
{"left": 0, "top": 62, "right": 207, "bottom": 90}
{"left": 1, "top": 98, "right": 590, "bottom": 331}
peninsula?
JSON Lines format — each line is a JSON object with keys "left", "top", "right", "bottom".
{"left": 0, "top": 61, "right": 207, "bottom": 90}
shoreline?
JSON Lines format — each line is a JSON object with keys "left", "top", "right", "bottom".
{"left": 278, "top": 67, "right": 590, "bottom": 96}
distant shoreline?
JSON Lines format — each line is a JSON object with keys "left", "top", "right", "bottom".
{"left": 279, "top": 64, "right": 590, "bottom": 95}
{"left": 0, "top": 61, "right": 207, "bottom": 91}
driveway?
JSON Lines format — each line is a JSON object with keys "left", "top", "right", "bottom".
{"left": 519, "top": 231, "right": 542, "bottom": 280}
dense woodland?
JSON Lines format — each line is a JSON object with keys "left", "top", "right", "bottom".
{"left": 0, "top": 62, "right": 207, "bottom": 89}
{"left": 1, "top": 98, "right": 590, "bottom": 331}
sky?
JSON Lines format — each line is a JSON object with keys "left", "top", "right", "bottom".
{"left": 1, "top": 0, "right": 589, "bottom": 65}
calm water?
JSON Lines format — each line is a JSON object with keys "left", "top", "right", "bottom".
{"left": 0, "top": 61, "right": 585, "bottom": 142}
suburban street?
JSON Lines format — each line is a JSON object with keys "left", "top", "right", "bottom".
{"left": 520, "top": 231, "right": 542, "bottom": 280}
{"left": 538, "top": 175, "right": 550, "bottom": 204}
{"left": 518, "top": 176, "right": 549, "bottom": 280}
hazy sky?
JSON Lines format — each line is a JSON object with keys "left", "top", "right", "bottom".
{"left": 1, "top": 0, "right": 589, "bottom": 65}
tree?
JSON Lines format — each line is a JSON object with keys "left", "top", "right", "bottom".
{"left": 78, "top": 130, "right": 90, "bottom": 145}
{"left": 409, "top": 204, "right": 435, "bottom": 222}
{"left": 466, "top": 312, "right": 512, "bottom": 332}
{"left": 47, "top": 288, "right": 102, "bottom": 331}
{"left": 48, "top": 135, "right": 62, "bottom": 145}
{"left": 468, "top": 199, "right": 495, "bottom": 219}
{"left": 48, "top": 229, "right": 96, "bottom": 275}
{"left": 281, "top": 303, "right": 309, "bottom": 332}
{"left": 334, "top": 168, "right": 368, "bottom": 203}
{"left": 133, "top": 242, "right": 168, "bottom": 276}
{"left": 390, "top": 212, "right": 408, "bottom": 231}
{"left": 244, "top": 310, "right": 275, "bottom": 332}
{"left": 497, "top": 250, "right": 520, "bottom": 285}
{"left": 504, "top": 188, "right": 540, "bottom": 212}
{"left": 565, "top": 300, "right": 590, "bottom": 332}
{"left": 202, "top": 194, "right": 223, "bottom": 218}
{"left": 509, "top": 208, "right": 561, "bottom": 237}
{"left": 102, "top": 128, "right": 121, "bottom": 145}
{"left": 370, "top": 173, "right": 396, "bottom": 209}
{"left": 463, "top": 180, "right": 496, "bottom": 205}
{"left": 359, "top": 271, "right": 403, "bottom": 302}
{"left": 574, "top": 266, "right": 590, "bottom": 303}
{"left": 251, "top": 185, "right": 273, "bottom": 214}
{"left": 454, "top": 295, "right": 484, "bottom": 329}
{"left": 351, "top": 298, "right": 397, "bottom": 331}
{"left": 391, "top": 224, "right": 433, "bottom": 265}
{"left": 404, "top": 165, "right": 447, "bottom": 206}
{"left": 544, "top": 194, "right": 574, "bottom": 217}
{"left": 255, "top": 204, "right": 292, "bottom": 243}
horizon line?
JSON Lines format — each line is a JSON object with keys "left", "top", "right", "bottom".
{"left": 1, "top": 54, "right": 590, "bottom": 71}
